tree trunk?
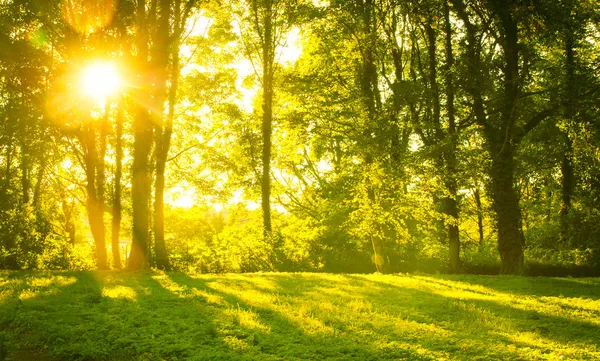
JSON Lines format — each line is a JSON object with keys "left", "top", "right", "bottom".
{"left": 129, "top": 0, "right": 152, "bottom": 270}
{"left": 489, "top": 139, "right": 524, "bottom": 274}
{"left": 453, "top": 0, "right": 525, "bottom": 274}
{"left": 130, "top": 108, "right": 152, "bottom": 270}
{"left": 474, "top": 187, "right": 484, "bottom": 246}
{"left": 560, "top": 19, "right": 576, "bottom": 245}
{"left": 83, "top": 126, "right": 108, "bottom": 270}
{"left": 153, "top": 0, "right": 176, "bottom": 271}
{"left": 20, "top": 142, "right": 29, "bottom": 204}
{"left": 443, "top": 2, "right": 460, "bottom": 273}
{"left": 111, "top": 101, "right": 123, "bottom": 269}
{"left": 261, "top": 0, "right": 274, "bottom": 237}
{"left": 32, "top": 155, "right": 46, "bottom": 207}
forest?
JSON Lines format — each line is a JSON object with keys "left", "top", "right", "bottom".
{"left": 1, "top": 0, "right": 600, "bottom": 276}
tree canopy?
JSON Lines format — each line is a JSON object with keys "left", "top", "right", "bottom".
{"left": 1, "top": 0, "right": 599, "bottom": 275}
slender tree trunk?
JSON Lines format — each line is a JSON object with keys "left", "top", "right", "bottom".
{"left": 474, "top": 187, "right": 484, "bottom": 246}
{"left": 129, "top": 0, "right": 152, "bottom": 270}
{"left": 20, "top": 142, "right": 29, "bottom": 204}
{"left": 443, "top": 1, "right": 460, "bottom": 273}
{"left": 4, "top": 140, "right": 18, "bottom": 267}
{"left": 560, "top": 19, "right": 576, "bottom": 245}
{"left": 360, "top": 0, "right": 387, "bottom": 272}
{"left": 96, "top": 102, "right": 108, "bottom": 266}
{"left": 261, "top": 0, "right": 274, "bottom": 237}
{"left": 83, "top": 126, "right": 108, "bottom": 270}
{"left": 111, "top": 101, "right": 123, "bottom": 269}
{"left": 425, "top": 21, "right": 448, "bottom": 248}
{"left": 32, "top": 155, "right": 46, "bottom": 207}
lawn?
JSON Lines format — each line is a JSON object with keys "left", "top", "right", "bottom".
{"left": 0, "top": 271, "right": 599, "bottom": 360}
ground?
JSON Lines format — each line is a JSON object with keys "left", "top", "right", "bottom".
{"left": 0, "top": 271, "right": 599, "bottom": 360}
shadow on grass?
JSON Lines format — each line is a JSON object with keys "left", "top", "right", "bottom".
{"left": 2, "top": 271, "right": 599, "bottom": 360}
{"left": 435, "top": 274, "right": 600, "bottom": 299}
{"left": 166, "top": 272, "right": 433, "bottom": 360}
{"left": 166, "top": 273, "right": 539, "bottom": 360}
{"left": 344, "top": 274, "right": 600, "bottom": 357}
{"left": 2, "top": 271, "right": 229, "bottom": 360}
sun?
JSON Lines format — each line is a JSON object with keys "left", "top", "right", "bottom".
{"left": 80, "top": 61, "right": 121, "bottom": 99}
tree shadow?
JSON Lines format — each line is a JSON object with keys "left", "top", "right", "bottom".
{"left": 342, "top": 274, "right": 600, "bottom": 359}
{"left": 3, "top": 271, "right": 599, "bottom": 360}
{"left": 434, "top": 274, "right": 600, "bottom": 300}
{"left": 2, "top": 270, "right": 228, "bottom": 360}
{"left": 165, "top": 272, "right": 435, "bottom": 360}
{"left": 166, "top": 272, "right": 538, "bottom": 360}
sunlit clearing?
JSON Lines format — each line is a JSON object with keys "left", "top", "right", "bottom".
{"left": 80, "top": 62, "right": 121, "bottom": 100}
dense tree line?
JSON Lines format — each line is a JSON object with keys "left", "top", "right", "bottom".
{"left": 0, "top": 0, "right": 599, "bottom": 275}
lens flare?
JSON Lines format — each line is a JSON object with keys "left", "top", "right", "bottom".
{"left": 62, "top": 0, "right": 117, "bottom": 34}
{"left": 80, "top": 62, "right": 121, "bottom": 99}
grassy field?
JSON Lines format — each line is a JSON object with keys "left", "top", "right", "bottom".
{"left": 0, "top": 271, "right": 599, "bottom": 360}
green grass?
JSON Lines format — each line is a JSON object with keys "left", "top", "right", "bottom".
{"left": 1, "top": 271, "right": 599, "bottom": 360}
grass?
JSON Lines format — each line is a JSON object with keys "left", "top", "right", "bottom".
{"left": 0, "top": 271, "right": 599, "bottom": 360}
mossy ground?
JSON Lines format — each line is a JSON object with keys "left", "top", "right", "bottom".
{"left": 0, "top": 271, "right": 599, "bottom": 360}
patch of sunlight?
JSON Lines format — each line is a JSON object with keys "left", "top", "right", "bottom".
{"left": 222, "top": 336, "right": 250, "bottom": 351}
{"left": 539, "top": 295, "right": 600, "bottom": 313}
{"left": 17, "top": 276, "right": 77, "bottom": 300}
{"left": 493, "top": 331, "right": 600, "bottom": 360}
{"left": 226, "top": 307, "right": 271, "bottom": 334}
{"left": 207, "top": 281, "right": 334, "bottom": 336}
{"left": 192, "top": 289, "right": 226, "bottom": 306}
{"left": 151, "top": 273, "right": 188, "bottom": 297}
{"left": 225, "top": 275, "right": 280, "bottom": 291}
{"left": 376, "top": 340, "right": 449, "bottom": 360}
{"left": 348, "top": 299, "right": 373, "bottom": 313}
{"left": 19, "top": 289, "right": 41, "bottom": 300}
{"left": 411, "top": 276, "right": 600, "bottom": 327}
{"left": 29, "top": 276, "right": 77, "bottom": 288}
{"left": 412, "top": 275, "right": 500, "bottom": 296}
{"left": 102, "top": 285, "right": 137, "bottom": 300}
{"left": 394, "top": 318, "right": 452, "bottom": 338}
{"left": 208, "top": 281, "right": 277, "bottom": 306}
{"left": 315, "top": 283, "right": 370, "bottom": 298}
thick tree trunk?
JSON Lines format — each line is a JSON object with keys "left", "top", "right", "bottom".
{"left": 453, "top": 0, "right": 526, "bottom": 274}
{"left": 492, "top": 2, "right": 524, "bottom": 274}
{"left": 261, "top": 0, "right": 274, "bottom": 237}
{"left": 153, "top": 0, "right": 173, "bottom": 270}
{"left": 130, "top": 108, "right": 152, "bottom": 270}
{"left": 129, "top": 0, "right": 151, "bottom": 270}
{"left": 489, "top": 139, "right": 524, "bottom": 274}
{"left": 111, "top": 102, "right": 123, "bottom": 269}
